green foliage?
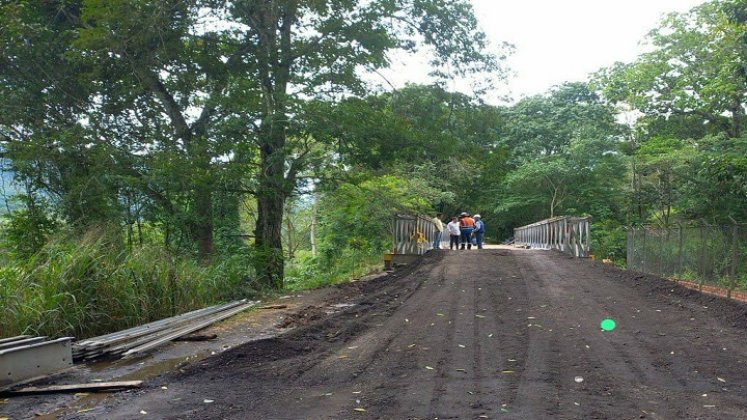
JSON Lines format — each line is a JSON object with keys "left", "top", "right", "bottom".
{"left": 284, "top": 249, "right": 382, "bottom": 292}
{"left": 493, "top": 83, "right": 628, "bottom": 242}
{"left": 0, "top": 227, "right": 258, "bottom": 339}
{"left": 596, "top": 0, "right": 747, "bottom": 138}
{"left": 283, "top": 166, "right": 448, "bottom": 292}
{"left": 591, "top": 221, "right": 627, "bottom": 265}
{"left": 688, "top": 136, "right": 747, "bottom": 221}
{"left": 0, "top": 198, "right": 59, "bottom": 258}
{"left": 317, "top": 172, "right": 438, "bottom": 262}
{"left": 0, "top": 0, "right": 505, "bottom": 285}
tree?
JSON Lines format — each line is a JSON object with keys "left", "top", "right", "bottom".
{"left": 494, "top": 83, "right": 626, "bottom": 226}
{"left": 309, "top": 84, "right": 506, "bottom": 218}
{"left": 597, "top": 0, "right": 747, "bottom": 138}
{"left": 1, "top": 1, "right": 505, "bottom": 287}
{"left": 499, "top": 82, "right": 621, "bottom": 161}
{"left": 632, "top": 137, "right": 696, "bottom": 225}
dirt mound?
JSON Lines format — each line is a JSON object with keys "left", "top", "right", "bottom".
{"left": 277, "top": 305, "right": 328, "bottom": 328}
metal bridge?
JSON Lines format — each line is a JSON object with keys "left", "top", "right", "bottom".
{"left": 386, "top": 214, "right": 591, "bottom": 268}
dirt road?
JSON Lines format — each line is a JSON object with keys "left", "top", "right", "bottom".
{"left": 85, "top": 248, "right": 747, "bottom": 419}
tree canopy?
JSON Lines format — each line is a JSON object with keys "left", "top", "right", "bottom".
{"left": 0, "top": 0, "right": 505, "bottom": 287}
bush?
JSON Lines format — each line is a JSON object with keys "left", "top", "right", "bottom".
{"left": 284, "top": 249, "right": 382, "bottom": 292}
{"left": 0, "top": 227, "right": 258, "bottom": 339}
{"left": 591, "top": 221, "right": 626, "bottom": 266}
{"left": 0, "top": 203, "right": 58, "bottom": 258}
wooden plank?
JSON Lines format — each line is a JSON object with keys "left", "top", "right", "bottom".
{"left": 259, "top": 304, "right": 288, "bottom": 310}
{"left": 2, "top": 380, "right": 143, "bottom": 396}
{"left": 173, "top": 333, "right": 218, "bottom": 342}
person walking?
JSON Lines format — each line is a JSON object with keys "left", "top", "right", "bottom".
{"left": 446, "top": 216, "right": 461, "bottom": 250}
{"left": 459, "top": 212, "right": 476, "bottom": 250}
{"left": 473, "top": 214, "right": 485, "bottom": 249}
{"left": 432, "top": 213, "right": 444, "bottom": 249}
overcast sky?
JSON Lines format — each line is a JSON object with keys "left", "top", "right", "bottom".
{"left": 373, "top": 0, "right": 708, "bottom": 103}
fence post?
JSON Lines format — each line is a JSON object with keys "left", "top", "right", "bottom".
{"left": 585, "top": 218, "right": 590, "bottom": 258}
{"left": 627, "top": 226, "right": 633, "bottom": 269}
{"left": 729, "top": 217, "right": 739, "bottom": 298}
{"left": 730, "top": 217, "right": 738, "bottom": 278}
{"left": 657, "top": 225, "right": 664, "bottom": 277}
{"left": 699, "top": 222, "right": 708, "bottom": 291}
{"left": 641, "top": 227, "right": 647, "bottom": 273}
{"left": 625, "top": 227, "right": 630, "bottom": 268}
{"left": 677, "top": 222, "right": 684, "bottom": 277}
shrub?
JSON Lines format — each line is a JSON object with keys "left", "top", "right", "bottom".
{"left": 0, "top": 227, "right": 258, "bottom": 339}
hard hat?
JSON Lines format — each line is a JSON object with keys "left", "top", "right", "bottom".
{"left": 460, "top": 212, "right": 468, "bottom": 216}
{"left": 474, "top": 214, "right": 481, "bottom": 219}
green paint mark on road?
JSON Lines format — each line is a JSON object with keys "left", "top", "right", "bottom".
{"left": 600, "top": 319, "right": 616, "bottom": 331}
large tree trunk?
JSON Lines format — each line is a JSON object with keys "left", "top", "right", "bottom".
{"left": 730, "top": 100, "right": 743, "bottom": 138}
{"left": 254, "top": 170, "right": 285, "bottom": 289}
{"left": 254, "top": 112, "right": 288, "bottom": 288}
{"left": 251, "top": 0, "right": 296, "bottom": 289}
{"left": 310, "top": 192, "right": 318, "bottom": 257}
{"left": 194, "top": 185, "right": 213, "bottom": 262}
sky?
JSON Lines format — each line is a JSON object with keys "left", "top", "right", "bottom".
{"left": 373, "top": 0, "right": 708, "bottom": 103}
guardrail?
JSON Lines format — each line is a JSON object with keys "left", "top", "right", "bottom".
{"left": 393, "top": 214, "right": 440, "bottom": 255}
{"left": 514, "top": 216, "right": 591, "bottom": 257}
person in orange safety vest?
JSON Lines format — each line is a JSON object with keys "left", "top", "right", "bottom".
{"left": 458, "top": 212, "right": 475, "bottom": 250}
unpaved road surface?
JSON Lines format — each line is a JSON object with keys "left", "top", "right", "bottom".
{"left": 83, "top": 249, "right": 747, "bottom": 419}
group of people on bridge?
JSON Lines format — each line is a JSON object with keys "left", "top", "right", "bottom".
{"left": 432, "top": 212, "right": 485, "bottom": 250}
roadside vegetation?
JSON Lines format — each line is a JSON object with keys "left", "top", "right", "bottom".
{"left": 2, "top": 0, "right": 746, "bottom": 338}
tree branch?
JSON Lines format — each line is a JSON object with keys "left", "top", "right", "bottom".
{"left": 136, "top": 68, "right": 192, "bottom": 142}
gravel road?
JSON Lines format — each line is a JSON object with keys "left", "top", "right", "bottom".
{"left": 84, "top": 248, "right": 747, "bottom": 419}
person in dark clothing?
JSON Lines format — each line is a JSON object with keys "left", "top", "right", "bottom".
{"left": 473, "top": 214, "right": 485, "bottom": 249}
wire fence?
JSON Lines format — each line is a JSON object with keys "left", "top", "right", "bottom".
{"left": 627, "top": 221, "right": 747, "bottom": 290}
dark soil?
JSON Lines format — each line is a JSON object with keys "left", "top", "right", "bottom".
{"left": 77, "top": 249, "right": 747, "bottom": 419}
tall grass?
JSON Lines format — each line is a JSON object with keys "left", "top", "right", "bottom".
{"left": 0, "top": 228, "right": 258, "bottom": 339}
{"left": 284, "top": 249, "right": 383, "bottom": 291}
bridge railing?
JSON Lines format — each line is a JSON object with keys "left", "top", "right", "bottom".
{"left": 393, "top": 214, "right": 443, "bottom": 255}
{"left": 514, "top": 216, "right": 591, "bottom": 257}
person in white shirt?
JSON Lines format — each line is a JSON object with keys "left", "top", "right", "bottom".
{"left": 446, "top": 216, "right": 461, "bottom": 250}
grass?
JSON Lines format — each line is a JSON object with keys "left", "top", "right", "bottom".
{"left": 0, "top": 204, "right": 395, "bottom": 341}
{"left": 0, "top": 226, "right": 386, "bottom": 340}
{"left": 0, "top": 228, "right": 259, "bottom": 339}
{"left": 284, "top": 249, "right": 383, "bottom": 292}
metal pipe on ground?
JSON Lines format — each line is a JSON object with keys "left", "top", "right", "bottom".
{"left": 121, "top": 301, "right": 258, "bottom": 358}
{"left": 73, "top": 300, "right": 250, "bottom": 360}
{"left": 76, "top": 300, "right": 246, "bottom": 347}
